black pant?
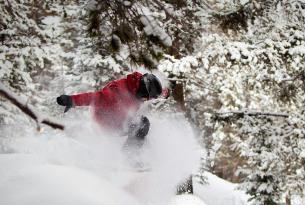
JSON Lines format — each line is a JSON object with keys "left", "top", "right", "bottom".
{"left": 122, "top": 116, "right": 150, "bottom": 168}
{"left": 123, "top": 116, "right": 150, "bottom": 150}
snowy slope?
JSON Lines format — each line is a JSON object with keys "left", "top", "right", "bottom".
{"left": 170, "top": 194, "right": 207, "bottom": 205}
{"left": 0, "top": 112, "right": 200, "bottom": 205}
{"left": 0, "top": 154, "right": 140, "bottom": 205}
{"left": 194, "top": 172, "right": 249, "bottom": 205}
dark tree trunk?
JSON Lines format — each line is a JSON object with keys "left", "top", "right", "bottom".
{"left": 171, "top": 79, "right": 194, "bottom": 195}
{"left": 171, "top": 80, "right": 186, "bottom": 111}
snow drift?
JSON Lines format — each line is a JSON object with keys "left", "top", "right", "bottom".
{"left": 0, "top": 111, "right": 200, "bottom": 205}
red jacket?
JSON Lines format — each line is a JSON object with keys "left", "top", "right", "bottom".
{"left": 71, "top": 72, "right": 143, "bottom": 130}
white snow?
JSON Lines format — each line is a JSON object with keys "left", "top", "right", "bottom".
{"left": 0, "top": 108, "right": 250, "bottom": 205}
{"left": 124, "top": 1, "right": 132, "bottom": 6}
{"left": 41, "top": 16, "right": 61, "bottom": 26}
{"left": 0, "top": 111, "right": 200, "bottom": 205}
{"left": 85, "top": 0, "right": 98, "bottom": 11}
{"left": 0, "top": 154, "right": 140, "bottom": 205}
{"left": 170, "top": 194, "right": 207, "bottom": 205}
{"left": 140, "top": 15, "right": 172, "bottom": 47}
{"left": 194, "top": 172, "right": 249, "bottom": 205}
{"left": 5, "top": 1, "right": 305, "bottom": 204}
{"left": 135, "top": 3, "right": 172, "bottom": 47}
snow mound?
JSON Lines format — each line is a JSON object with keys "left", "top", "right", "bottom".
{"left": 170, "top": 194, "right": 207, "bottom": 205}
{"left": 0, "top": 154, "right": 140, "bottom": 205}
{"left": 0, "top": 112, "right": 200, "bottom": 205}
{"left": 194, "top": 172, "right": 249, "bottom": 205}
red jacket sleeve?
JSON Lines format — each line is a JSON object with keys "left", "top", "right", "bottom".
{"left": 71, "top": 82, "right": 120, "bottom": 107}
{"left": 71, "top": 92, "right": 100, "bottom": 106}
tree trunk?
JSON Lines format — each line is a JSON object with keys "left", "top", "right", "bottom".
{"left": 171, "top": 79, "right": 194, "bottom": 195}
{"left": 171, "top": 81, "right": 186, "bottom": 111}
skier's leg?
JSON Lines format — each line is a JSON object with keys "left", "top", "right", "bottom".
{"left": 122, "top": 116, "right": 150, "bottom": 169}
{"left": 124, "top": 116, "right": 150, "bottom": 149}
{"left": 132, "top": 116, "right": 150, "bottom": 140}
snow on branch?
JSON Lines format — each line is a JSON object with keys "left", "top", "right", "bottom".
{"left": 214, "top": 110, "right": 289, "bottom": 121}
{"left": 135, "top": 4, "right": 172, "bottom": 47}
{"left": 0, "top": 82, "right": 64, "bottom": 130}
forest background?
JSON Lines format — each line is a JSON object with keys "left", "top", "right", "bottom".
{"left": 1, "top": 0, "right": 305, "bottom": 204}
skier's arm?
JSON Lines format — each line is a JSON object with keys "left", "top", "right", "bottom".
{"left": 71, "top": 92, "right": 100, "bottom": 106}
{"left": 57, "top": 92, "right": 98, "bottom": 113}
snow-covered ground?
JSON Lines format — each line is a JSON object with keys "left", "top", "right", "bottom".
{"left": 171, "top": 194, "right": 207, "bottom": 205}
{"left": 0, "top": 112, "right": 204, "bottom": 205}
{"left": 0, "top": 83, "right": 252, "bottom": 205}
{"left": 0, "top": 152, "right": 249, "bottom": 205}
{"left": 194, "top": 172, "right": 249, "bottom": 205}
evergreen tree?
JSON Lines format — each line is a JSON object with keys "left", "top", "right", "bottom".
{"left": 81, "top": 0, "right": 202, "bottom": 68}
{"left": 0, "top": 0, "right": 54, "bottom": 127}
{"left": 159, "top": 0, "right": 305, "bottom": 203}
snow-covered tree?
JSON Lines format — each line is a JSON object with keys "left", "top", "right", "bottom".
{"left": 81, "top": 0, "right": 202, "bottom": 68}
{"left": 158, "top": 0, "right": 305, "bottom": 203}
{"left": 0, "top": 0, "right": 55, "bottom": 127}
{"left": 3, "top": 0, "right": 305, "bottom": 202}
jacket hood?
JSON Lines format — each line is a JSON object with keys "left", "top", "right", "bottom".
{"left": 126, "top": 71, "right": 143, "bottom": 95}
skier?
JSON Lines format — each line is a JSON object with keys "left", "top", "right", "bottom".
{"left": 56, "top": 71, "right": 169, "bottom": 149}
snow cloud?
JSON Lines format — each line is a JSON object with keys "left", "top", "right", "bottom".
{"left": 0, "top": 110, "right": 200, "bottom": 205}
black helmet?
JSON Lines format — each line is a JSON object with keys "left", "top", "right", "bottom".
{"left": 137, "top": 73, "right": 162, "bottom": 99}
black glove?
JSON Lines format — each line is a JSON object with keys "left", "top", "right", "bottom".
{"left": 56, "top": 95, "right": 73, "bottom": 113}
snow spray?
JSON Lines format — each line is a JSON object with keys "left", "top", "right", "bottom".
{"left": 0, "top": 109, "right": 200, "bottom": 205}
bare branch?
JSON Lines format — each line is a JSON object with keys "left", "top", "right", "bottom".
{"left": 214, "top": 110, "right": 289, "bottom": 119}
{"left": 0, "top": 82, "right": 65, "bottom": 130}
{"left": 281, "top": 71, "right": 305, "bottom": 82}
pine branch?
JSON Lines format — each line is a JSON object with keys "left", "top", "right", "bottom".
{"left": 281, "top": 71, "right": 305, "bottom": 82}
{"left": 214, "top": 110, "right": 289, "bottom": 120}
{"left": 0, "top": 82, "right": 64, "bottom": 130}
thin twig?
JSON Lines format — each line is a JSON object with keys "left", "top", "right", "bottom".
{"left": 0, "top": 82, "right": 65, "bottom": 130}
{"left": 215, "top": 110, "right": 289, "bottom": 118}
